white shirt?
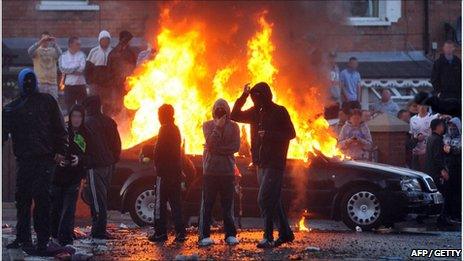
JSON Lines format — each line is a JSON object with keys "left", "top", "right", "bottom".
{"left": 409, "top": 113, "right": 438, "bottom": 155}
{"left": 59, "top": 50, "right": 86, "bottom": 86}
{"left": 87, "top": 45, "right": 112, "bottom": 66}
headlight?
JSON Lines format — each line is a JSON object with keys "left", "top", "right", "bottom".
{"left": 400, "top": 178, "right": 422, "bottom": 192}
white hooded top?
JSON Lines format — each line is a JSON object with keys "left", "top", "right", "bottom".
{"left": 87, "top": 30, "right": 112, "bottom": 66}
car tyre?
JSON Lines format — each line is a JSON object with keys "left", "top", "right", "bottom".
{"left": 128, "top": 185, "right": 157, "bottom": 227}
{"left": 340, "top": 186, "right": 384, "bottom": 231}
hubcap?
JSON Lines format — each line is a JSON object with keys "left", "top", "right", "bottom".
{"left": 347, "top": 191, "right": 380, "bottom": 225}
{"left": 135, "top": 190, "right": 155, "bottom": 224}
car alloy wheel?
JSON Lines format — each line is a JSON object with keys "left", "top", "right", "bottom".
{"left": 346, "top": 191, "right": 381, "bottom": 225}
{"left": 135, "top": 189, "right": 156, "bottom": 225}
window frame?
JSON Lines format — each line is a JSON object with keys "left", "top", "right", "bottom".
{"left": 347, "top": 0, "right": 401, "bottom": 27}
{"left": 37, "top": 0, "right": 100, "bottom": 11}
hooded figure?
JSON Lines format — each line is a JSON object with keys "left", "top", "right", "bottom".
{"left": 149, "top": 104, "right": 186, "bottom": 243}
{"left": 3, "top": 68, "right": 67, "bottom": 254}
{"left": 444, "top": 117, "right": 462, "bottom": 221}
{"left": 202, "top": 99, "right": 240, "bottom": 175}
{"left": 51, "top": 104, "right": 95, "bottom": 246}
{"left": 198, "top": 99, "right": 240, "bottom": 246}
{"left": 86, "top": 30, "right": 113, "bottom": 105}
{"left": 230, "top": 82, "right": 295, "bottom": 248}
{"left": 82, "top": 95, "right": 121, "bottom": 239}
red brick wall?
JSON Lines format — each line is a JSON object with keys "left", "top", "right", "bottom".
{"left": 2, "top": 0, "right": 159, "bottom": 40}
{"left": 371, "top": 132, "right": 407, "bottom": 167}
{"left": 2, "top": 1, "right": 460, "bottom": 53}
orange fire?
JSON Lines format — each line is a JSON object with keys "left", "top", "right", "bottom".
{"left": 298, "top": 216, "right": 310, "bottom": 232}
{"left": 119, "top": 10, "right": 344, "bottom": 161}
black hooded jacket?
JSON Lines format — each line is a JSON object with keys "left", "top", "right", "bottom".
{"left": 53, "top": 105, "right": 96, "bottom": 186}
{"left": 3, "top": 68, "right": 68, "bottom": 159}
{"left": 231, "top": 83, "right": 296, "bottom": 170}
{"left": 431, "top": 54, "right": 461, "bottom": 99}
{"left": 153, "top": 106, "right": 182, "bottom": 182}
{"left": 425, "top": 132, "right": 447, "bottom": 179}
{"left": 83, "top": 96, "right": 121, "bottom": 167}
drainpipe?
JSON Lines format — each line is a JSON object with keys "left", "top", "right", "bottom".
{"left": 423, "top": 0, "right": 430, "bottom": 55}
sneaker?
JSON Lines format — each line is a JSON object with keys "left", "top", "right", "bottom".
{"left": 274, "top": 234, "right": 294, "bottom": 247}
{"left": 198, "top": 237, "right": 214, "bottom": 247}
{"left": 174, "top": 233, "right": 186, "bottom": 243}
{"left": 256, "top": 238, "right": 274, "bottom": 248}
{"left": 225, "top": 236, "right": 239, "bottom": 245}
{"left": 148, "top": 234, "right": 168, "bottom": 242}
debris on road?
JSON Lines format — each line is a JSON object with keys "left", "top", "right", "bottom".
{"left": 305, "top": 246, "right": 321, "bottom": 252}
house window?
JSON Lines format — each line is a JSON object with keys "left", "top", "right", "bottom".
{"left": 347, "top": 0, "right": 401, "bottom": 26}
{"left": 37, "top": 0, "right": 100, "bottom": 11}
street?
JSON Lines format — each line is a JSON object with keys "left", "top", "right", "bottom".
{"left": 2, "top": 204, "right": 461, "bottom": 260}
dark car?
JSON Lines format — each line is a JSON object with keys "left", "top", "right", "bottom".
{"left": 82, "top": 145, "right": 443, "bottom": 231}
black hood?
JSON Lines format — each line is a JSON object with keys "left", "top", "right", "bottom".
{"left": 250, "top": 82, "right": 273, "bottom": 105}
{"left": 68, "top": 104, "right": 86, "bottom": 129}
{"left": 82, "top": 95, "right": 102, "bottom": 116}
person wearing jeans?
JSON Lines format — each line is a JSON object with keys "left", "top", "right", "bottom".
{"left": 59, "top": 37, "right": 87, "bottom": 112}
{"left": 51, "top": 105, "right": 95, "bottom": 246}
{"left": 199, "top": 99, "right": 240, "bottom": 246}
{"left": 231, "top": 82, "right": 296, "bottom": 249}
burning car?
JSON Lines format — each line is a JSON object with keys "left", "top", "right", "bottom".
{"left": 82, "top": 144, "right": 443, "bottom": 231}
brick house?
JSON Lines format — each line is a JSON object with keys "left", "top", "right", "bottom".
{"left": 3, "top": 0, "right": 460, "bottom": 104}
{"left": 1, "top": 0, "right": 462, "bottom": 200}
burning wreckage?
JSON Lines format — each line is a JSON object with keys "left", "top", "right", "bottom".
{"left": 82, "top": 9, "right": 443, "bottom": 232}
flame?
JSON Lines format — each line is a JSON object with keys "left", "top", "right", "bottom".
{"left": 298, "top": 216, "right": 310, "bottom": 232}
{"left": 119, "top": 11, "right": 344, "bottom": 161}
{"left": 297, "top": 209, "right": 310, "bottom": 232}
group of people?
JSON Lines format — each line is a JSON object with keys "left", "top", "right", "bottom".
{"left": 150, "top": 82, "right": 296, "bottom": 248}
{"left": 3, "top": 59, "right": 297, "bottom": 256}
{"left": 27, "top": 30, "right": 141, "bottom": 115}
{"left": 327, "top": 40, "right": 462, "bottom": 225}
{"left": 3, "top": 66, "right": 121, "bottom": 256}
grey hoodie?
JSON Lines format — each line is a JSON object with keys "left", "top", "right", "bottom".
{"left": 202, "top": 99, "right": 240, "bottom": 176}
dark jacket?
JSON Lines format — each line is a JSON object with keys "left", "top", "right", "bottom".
{"left": 107, "top": 44, "right": 136, "bottom": 92}
{"left": 425, "top": 132, "right": 446, "bottom": 179}
{"left": 53, "top": 105, "right": 96, "bottom": 187}
{"left": 431, "top": 54, "right": 461, "bottom": 99}
{"left": 83, "top": 96, "right": 121, "bottom": 167}
{"left": 3, "top": 68, "right": 67, "bottom": 159}
{"left": 154, "top": 122, "right": 182, "bottom": 182}
{"left": 202, "top": 99, "right": 240, "bottom": 176}
{"left": 231, "top": 84, "right": 296, "bottom": 170}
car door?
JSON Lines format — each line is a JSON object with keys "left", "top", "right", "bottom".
{"left": 306, "top": 157, "right": 335, "bottom": 217}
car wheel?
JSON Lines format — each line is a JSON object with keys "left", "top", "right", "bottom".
{"left": 128, "top": 186, "right": 156, "bottom": 227}
{"left": 340, "top": 186, "right": 383, "bottom": 231}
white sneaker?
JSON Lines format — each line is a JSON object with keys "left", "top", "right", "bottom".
{"left": 198, "top": 237, "right": 214, "bottom": 246}
{"left": 225, "top": 236, "right": 239, "bottom": 245}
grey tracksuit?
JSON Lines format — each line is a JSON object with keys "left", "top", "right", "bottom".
{"left": 199, "top": 99, "right": 240, "bottom": 240}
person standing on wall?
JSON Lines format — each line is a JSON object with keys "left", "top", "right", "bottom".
{"left": 59, "top": 36, "right": 87, "bottom": 113}
{"left": 27, "top": 31, "right": 62, "bottom": 100}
